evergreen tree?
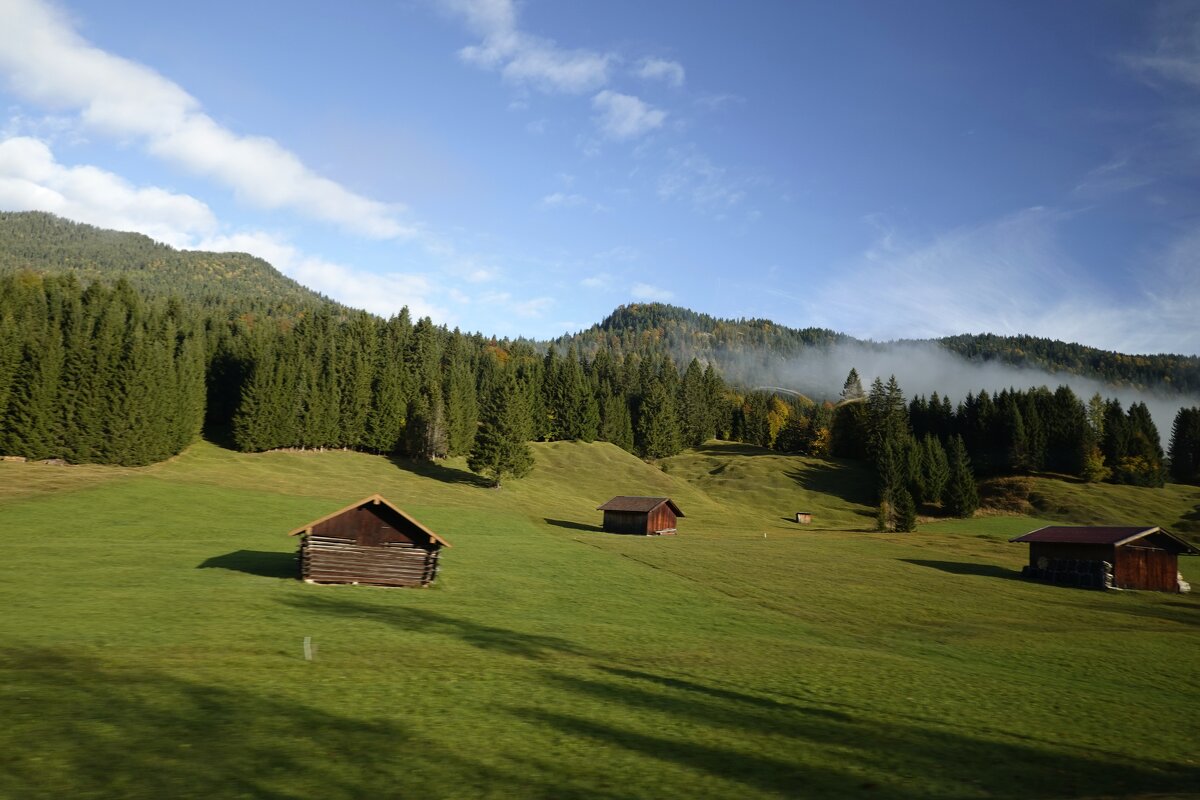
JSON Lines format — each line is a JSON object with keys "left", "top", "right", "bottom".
{"left": 443, "top": 332, "right": 479, "bottom": 456}
{"left": 921, "top": 434, "right": 950, "bottom": 505}
{"left": 637, "top": 377, "right": 683, "bottom": 458}
{"left": 1168, "top": 407, "right": 1200, "bottom": 485}
{"left": 945, "top": 435, "right": 979, "bottom": 517}
{"left": 599, "top": 390, "right": 635, "bottom": 452}
{"left": 468, "top": 370, "right": 534, "bottom": 487}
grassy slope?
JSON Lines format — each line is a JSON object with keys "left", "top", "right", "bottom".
{"left": 0, "top": 441, "right": 1198, "bottom": 799}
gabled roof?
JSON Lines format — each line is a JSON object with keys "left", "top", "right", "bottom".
{"left": 596, "top": 496, "right": 684, "bottom": 516}
{"left": 287, "top": 493, "right": 452, "bottom": 547}
{"left": 1010, "top": 525, "right": 1196, "bottom": 553}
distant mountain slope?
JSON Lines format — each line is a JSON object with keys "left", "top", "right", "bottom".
{"left": 0, "top": 211, "right": 333, "bottom": 309}
{"left": 559, "top": 303, "right": 1200, "bottom": 395}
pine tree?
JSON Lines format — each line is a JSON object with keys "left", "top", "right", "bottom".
{"left": 468, "top": 370, "right": 534, "bottom": 487}
{"left": 599, "top": 390, "right": 635, "bottom": 452}
{"left": 1168, "top": 407, "right": 1200, "bottom": 485}
{"left": 637, "top": 377, "right": 683, "bottom": 459}
{"left": 921, "top": 434, "right": 950, "bottom": 505}
{"left": 443, "top": 332, "right": 479, "bottom": 456}
{"left": 945, "top": 435, "right": 979, "bottom": 517}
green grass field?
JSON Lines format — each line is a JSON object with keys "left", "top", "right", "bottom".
{"left": 1, "top": 440, "right": 1198, "bottom": 799}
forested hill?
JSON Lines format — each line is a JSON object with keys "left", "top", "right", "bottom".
{"left": 0, "top": 211, "right": 333, "bottom": 310}
{"left": 555, "top": 303, "right": 1200, "bottom": 395}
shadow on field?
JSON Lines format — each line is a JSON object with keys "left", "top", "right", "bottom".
{"left": 1099, "top": 599, "right": 1200, "bottom": 628}
{"left": 900, "top": 559, "right": 1023, "bottom": 581}
{"left": 544, "top": 518, "right": 603, "bottom": 532}
{"left": 386, "top": 455, "right": 492, "bottom": 487}
{"left": 511, "top": 664, "right": 1200, "bottom": 799}
{"left": 284, "top": 595, "right": 590, "bottom": 660}
{"left": 692, "top": 442, "right": 773, "bottom": 457}
{"left": 198, "top": 550, "right": 297, "bottom": 579}
{"left": 785, "top": 462, "right": 875, "bottom": 507}
{"left": 0, "top": 646, "right": 513, "bottom": 798}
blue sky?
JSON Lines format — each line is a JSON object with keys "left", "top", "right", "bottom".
{"left": 0, "top": 0, "right": 1197, "bottom": 354}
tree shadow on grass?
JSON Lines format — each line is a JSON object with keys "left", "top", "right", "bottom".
{"left": 386, "top": 455, "right": 493, "bottom": 487}
{"left": 900, "top": 559, "right": 1024, "bottom": 581}
{"left": 690, "top": 441, "right": 774, "bottom": 458}
{"left": 1097, "top": 599, "right": 1200, "bottom": 628}
{"left": 544, "top": 518, "right": 603, "bottom": 533}
{"left": 283, "top": 594, "right": 591, "bottom": 660}
{"left": 198, "top": 550, "right": 297, "bottom": 579}
{"left": 510, "top": 664, "right": 1200, "bottom": 799}
{"left": 785, "top": 462, "right": 876, "bottom": 507}
{"left": 0, "top": 647, "right": 511, "bottom": 799}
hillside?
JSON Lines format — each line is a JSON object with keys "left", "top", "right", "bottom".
{"left": 0, "top": 439, "right": 1197, "bottom": 798}
{"left": 0, "top": 211, "right": 333, "bottom": 309}
{"left": 557, "top": 303, "right": 1200, "bottom": 395}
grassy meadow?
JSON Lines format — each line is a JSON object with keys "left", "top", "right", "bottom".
{"left": 1, "top": 440, "right": 1198, "bottom": 799}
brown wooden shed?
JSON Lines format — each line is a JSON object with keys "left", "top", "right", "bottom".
{"left": 288, "top": 494, "right": 451, "bottom": 587}
{"left": 1010, "top": 526, "right": 1195, "bottom": 592}
{"left": 597, "top": 496, "right": 684, "bottom": 535}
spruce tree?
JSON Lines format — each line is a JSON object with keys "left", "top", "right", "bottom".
{"left": 468, "top": 370, "right": 534, "bottom": 487}
{"left": 921, "top": 434, "right": 950, "bottom": 504}
{"left": 600, "top": 390, "right": 635, "bottom": 452}
{"left": 945, "top": 435, "right": 979, "bottom": 517}
{"left": 636, "top": 377, "right": 683, "bottom": 459}
{"left": 1168, "top": 407, "right": 1200, "bottom": 485}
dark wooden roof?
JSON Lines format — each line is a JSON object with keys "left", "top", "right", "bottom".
{"left": 287, "top": 493, "right": 452, "bottom": 546}
{"left": 1010, "top": 526, "right": 1196, "bottom": 554}
{"left": 596, "top": 496, "right": 685, "bottom": 517}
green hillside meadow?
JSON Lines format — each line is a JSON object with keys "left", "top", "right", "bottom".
{"left": 1, "top": 440, "right": 1198, "bottom": 799}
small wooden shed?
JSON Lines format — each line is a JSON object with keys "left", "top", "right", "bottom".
{"left": 288, "top": 494, "right": 451, "bottom": 587}
{"left": 1010, "top": 526, "right": 1196, "bottom": 592}
{"left": 597, "top": 496, "right": 684, "bottom": 536}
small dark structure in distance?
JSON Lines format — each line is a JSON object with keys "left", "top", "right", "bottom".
{"left": 795, "top": 512, "right": 812, "bottom": 524}
{"left": 288, "top": 494, "right": 451, "bottom": 587}
{"left": 1010, "top": 526, "right": 1195, "bottom": 593}
{"left": 597, "top": 496, "right": 684, "bottom": 536}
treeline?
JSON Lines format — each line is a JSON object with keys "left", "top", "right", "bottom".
{"left": 218, "top": 304, "right": 729, "bottom": 464}
{"left": 0, "top": 273, "right": 205, "bottom": 465}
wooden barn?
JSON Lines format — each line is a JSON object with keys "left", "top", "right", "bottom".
{"left": 288, "top": 494, "right": 451, "bottom": 587}
{"left": 1010, "top": 526, "right": 1196, "bottom": 592}
{"left": 597, "top": 496, "right": 684, "bottom": 536}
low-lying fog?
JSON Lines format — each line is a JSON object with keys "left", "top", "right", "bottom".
{"left": 722, "top": 340, "right": 1198, "bottom": 436}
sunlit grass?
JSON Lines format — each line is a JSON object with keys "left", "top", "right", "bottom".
{"left": 0, "top": 440, "right": 1197, "bottom": 798}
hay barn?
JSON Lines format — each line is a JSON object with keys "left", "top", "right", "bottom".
{"left": 597, "top": 496, "right": 684, "bottom": 535}
{"left": 288, "top": 494, "right": 450, "bottom": 587}
{"left": 1010, "top": 526, "right": 1196, "bottom": 592}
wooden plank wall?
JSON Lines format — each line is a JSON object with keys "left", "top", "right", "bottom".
{"left": 1115, "top": 546, "right": 1178, "bottom": 592}
{"left": 301, "top": 536, "right": 440, "bottom": 587}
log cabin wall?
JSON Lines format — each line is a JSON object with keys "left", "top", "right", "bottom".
{"left": 1114, "top": 545, "right": 1179, "bottom": 592}
{"left": 1028, "top": 542, "right": 1114, "bottom": 567}
{"left": 311, "top": 506, "right": 420, "bottom": 546}
{"left": 602, "top": 510, "right": 647, "bottom": 534}
{"left": 300, "top": 536, "right": 440, "bottom": 587}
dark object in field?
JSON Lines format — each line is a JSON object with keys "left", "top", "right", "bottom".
{"left": 597, "top": 496, "right": 684, "bottom": 536}
{"left": 288, "top": 494, "right": 451, "bottom": 587}
{"left": 1010, "top": 526, "right": 1196, "bottom": 593}
{"left": 795, "top": 512, "right": 812, "bottom": 524}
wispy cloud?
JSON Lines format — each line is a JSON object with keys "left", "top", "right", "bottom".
{"left": 635, "top": 57, "right": 685, "bottom": 88}
{"left": 592, "top": 90, "right": 665, "bottom": 140}
{"left": 656, "top": 147, "right": 746, "bottom": 213}
{"left": 581, "top": 273, "right": 611, "bottom": 289}
{"left": 540, "top": 191, "right": 588, "bottom": 209}
{"left": 442, "top": 0, "right": 611, "bottom": 94}
{"left": 1121, "top": 3, "right": 1200, "bottom": 90}
{"left": 808, "top": 207, "right": 1200, "bottom": 355}
{"left": 631, "top": 282, "right": 673, "bottom": 301}
{"left": 0, "top": 0, "right": 411, "bottom": 238}
{"left": 0, "top": 135, "right": 215, "bottom": 247}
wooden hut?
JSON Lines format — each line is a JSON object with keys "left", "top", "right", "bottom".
{"left": 288, "top": 494, "right": 451, "bottom": 587}
{"left": 1010, "top": 526, "right": 1196, "bottom": 592}
{"left": 597, "top": 496, "right": 684, "bottom": 536}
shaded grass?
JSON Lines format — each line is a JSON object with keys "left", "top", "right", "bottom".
{"left": 1, "top": 441, "right": 1199, "bottom": 798}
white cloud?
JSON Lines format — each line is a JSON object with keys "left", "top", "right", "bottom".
{"left": 635, "top": 58, "right": 685, "bottom": 88}
{"left": 0, "top": 0, "right": 410, "bottom": 239}
{"left": 631, "top": 282, "right": 673, "bottom": 301}
{"left": 443, "top": 0, "right": 611, "bottom": 94}
{"left": 540, "top": 191, "right": 588, "bottom": 209}
{"left": 581, "top": 273, "right": 611, "bottom": 289}
{"left": 1121, "top": 4, "right": 1200, "bottom": 90}
{"left": 807, "top": 208, "right": 1200, "bottom": 355}
{"left": 591, "top": 90, "right": 666, "bottom": 140}
{"left": 0, "top": 135, "right": 216, "bottom": 246}
{"left": 513, "top": 296, "right": 553, "bottom": 317}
